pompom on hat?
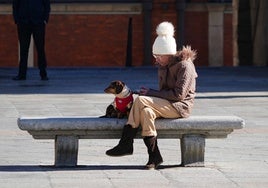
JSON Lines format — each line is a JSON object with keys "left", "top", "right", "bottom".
{"left": 152, "top": 21, "right": 177, "bottom": 55}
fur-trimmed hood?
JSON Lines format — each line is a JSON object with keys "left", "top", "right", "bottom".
{"left": 176, "top": 45, "right": 197, "bottom": 62}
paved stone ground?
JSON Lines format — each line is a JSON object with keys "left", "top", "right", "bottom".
{"left": 0, "top": 67, "right": 267, "bottom": 188}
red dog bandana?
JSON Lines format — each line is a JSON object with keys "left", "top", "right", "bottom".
{"left": 115, "top": 93, "right": 133, "bottom": 113}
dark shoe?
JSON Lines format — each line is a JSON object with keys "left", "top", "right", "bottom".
{"left": 12, "top": 76, "right": 26, "bottom": 80}
{"left": 106, "top": 143, "right": 133, "bottom": 157}
{"left": 145, "top": 160, "right": 163, "bottom": 170}
{"left": 41, "top": 76, "right": 49, "bottom": 81}
{"left": 143, "top": 136, "right": 163, "bottom": 170}
{"left": 106, "top": 124, "right": 138, "bottom": 156}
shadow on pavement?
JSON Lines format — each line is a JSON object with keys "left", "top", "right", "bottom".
{"left": 0, "top": 164, "right": 183, "bottom": 172}
{"left": 0, "top": 67, "right": 267, "bottom": 94}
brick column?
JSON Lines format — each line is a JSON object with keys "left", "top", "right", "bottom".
{"left": 207, "top": 4, "right": 225, "bottom": 67}
{"left": 232, "top": 0, "right": 239, "bottom": 66}
{"left": 143, "top": 0, "right": 153, "bottom": 66}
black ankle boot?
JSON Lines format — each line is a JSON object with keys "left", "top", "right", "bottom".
{"left": 106, "top": 124, "right": 138, "bottom": 156}
{"left": 143, "top": 136, "right": 163, "bottom": 170}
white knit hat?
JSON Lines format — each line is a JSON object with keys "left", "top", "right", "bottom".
{"left": 152, "top": 21, "right": 177, "bottom": 55}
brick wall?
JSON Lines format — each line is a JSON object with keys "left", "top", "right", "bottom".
{"left": 184, "top": 11, "right": 209, "bottom": 66}
{"left": 0, "top": 2, "right": 233, "bottom": 67}
{"left": 0, "top": 15, "right": 18, "bottom": 67}
{"left": 44, "top": 14, "right": 143, "bottom": 67}
{"left": 151, "top": 0, "right": 209, "bottom": 66}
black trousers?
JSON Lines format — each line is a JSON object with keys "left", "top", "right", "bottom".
{"left": 17, "top": 23, "right": 47, "bottom": 78}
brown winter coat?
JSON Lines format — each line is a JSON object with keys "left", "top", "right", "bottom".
{"left": 147, "top": 57, "right": 198, "bottom": 118}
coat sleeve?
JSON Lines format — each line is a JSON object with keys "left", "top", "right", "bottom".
{"left": 43, "top": 0, "right": 51, "bottom": 23}
{"left": 146, "top": 61, "right": 195, "bottom": 101}
{"left": 12, "top": 0, "right": 19, "bottom": 24}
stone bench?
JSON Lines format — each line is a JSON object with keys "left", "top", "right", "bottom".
{"left": 17, "top": 116, "right": 244, "bottom": 167}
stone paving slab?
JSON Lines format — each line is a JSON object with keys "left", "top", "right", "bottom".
{"left": 0, "top": 67, "right": 268, "bottom": 188}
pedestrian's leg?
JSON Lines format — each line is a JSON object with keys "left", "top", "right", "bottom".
{"left": 14, "top": 24, "right": 32, "bottom": 79}
{"left": 32, "top": 24, "right": 48, "bottom": 79}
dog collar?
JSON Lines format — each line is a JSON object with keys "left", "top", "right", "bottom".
{"left": 115, "top": 85, "right": 131, "bottom": 98}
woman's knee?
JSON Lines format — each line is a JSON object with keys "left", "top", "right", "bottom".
{"left": 135, "top": 96, "right": 152, "bottom": 106}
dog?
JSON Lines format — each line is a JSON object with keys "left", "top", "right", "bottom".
{"left": 101, "top": 80, "right": 135, "bottom": 119}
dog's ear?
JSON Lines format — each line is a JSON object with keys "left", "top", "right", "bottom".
{"left": 119, "top": 80, "right": 125, "bottom": 85}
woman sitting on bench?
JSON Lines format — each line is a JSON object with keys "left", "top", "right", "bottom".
{"left": 106, "top": 21, "right": 198, "bottom": 170}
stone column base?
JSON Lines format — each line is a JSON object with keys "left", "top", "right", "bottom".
{"left": 55, "top": 135, "right": 78, "bottom": 167}
{"left": 181, "top": 134, "right": 205, "bottom": 167}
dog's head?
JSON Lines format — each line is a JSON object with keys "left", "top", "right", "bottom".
{"left": 104, "top": 80, "right": 125, "bottom": 95}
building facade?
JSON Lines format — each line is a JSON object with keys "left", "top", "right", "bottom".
{"left": 0, "top": 0, "right": 233, "bottom": 67}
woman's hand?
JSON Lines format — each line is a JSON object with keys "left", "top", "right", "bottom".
{"left": 139, "top": 86, "right": 149, "bottom": 95}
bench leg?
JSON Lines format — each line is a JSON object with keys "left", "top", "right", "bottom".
{"left": 55, "top": 135, "right": 78, "bottom": 167}
{"left": 180, "top": 134, "right": 205, "bottom": 167}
